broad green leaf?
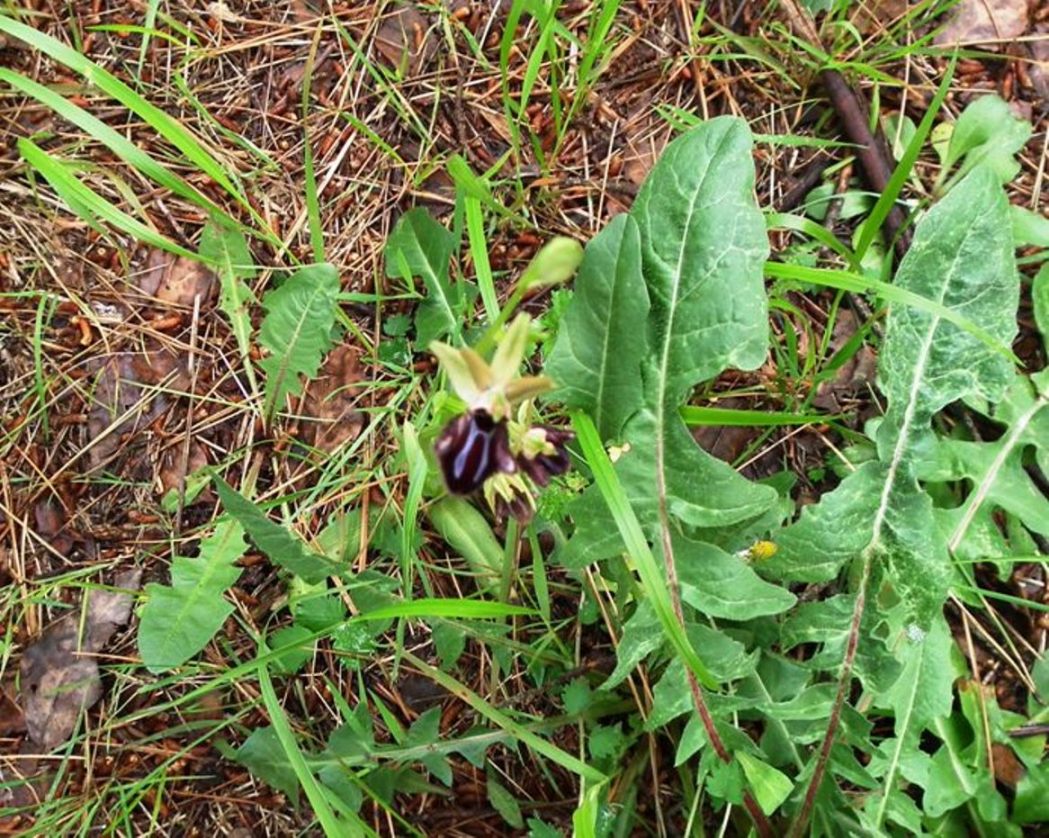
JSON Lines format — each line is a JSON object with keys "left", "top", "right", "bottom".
{"left": 431, "top": 620, "right": 466, "bottom": 669}
{"left": 526, "top": 818, "right": 562, "bottom": 838}
{"left": 766, "top": 464, "right": 882, "bottom": 582}
{"left": 214, "top": 477, "right": 341, "bottom": 583}
{"left": 1011, "top": 205, "right": 1049, "bottom": 248}
{"left": 945, "top": 94, "right": 1031, "bottom": 183}
{"left": 648, "top": 627, "right": 758, "bottom": 727}
{"left": 921, "top": 380, "right": 1049, "bottom": 546}
{"left": 771, "top": 166, "right": 1017, "bottom": 587}
{"left": 620, "top": 117, "right": 776, "bottom": 529}
{"left": 602, "top": 599, "right": 663, "bottom": 689}
{"left": 546, "top": 214, "right": 648, "bottom": 440}
{"left": 428, "top": 497, "right": 503, "bottom": 583}
{"left": 875, "top": 166, "right": 1016, "bottom": 457}
{"left": 235, "top": 726, "right": 300, "bottom": 804}
{"left": 487, "top": 775, "right": 524, "bottom": 829}
{"left": 561, "top": 678, "right": 593, "bottom": 715}
{"left": 571, "top": 412, "right": 717, "bottom": 689}
{"left": 558, "top": 117, "right": 775, "bottom": 564}
{"left": 138, "top": 521, "right": 247, "bottom": 673}
{"left": 1014, "top": 762, "right": 1049, "bottom": 824}
{"left": 874, "top": 615, "right": 955, "bottom": 825}
{"left": 632, "top": 116, "right": 769, "bottom": 400}
{"left": 674, "top": 534, "right": 795, "bottom": 619}
{"left": 922, "top": 739, "right": 981, "bottom": 818}
{"left": 406, "top": 707, "right": 452, "bottom": 786}
{"left": 385, "top": 208, "right": 461, "bottom": 345}
{"left": 199, "top": 218, "right": 257, "bottom": 384}
{"left": 258, "top": 263, "right": 340, "bottom": 418}
{"left": 269, "top": 624, "right": 315, "bottom": 675}
{"left": 563, "top": 401, "right": 777, "bottom": 562}
{"left": 736, "top": 752, "right": 793, "bottom": 816}
{"left": 768, "top": 166, "right": 1019, "bottom": 822}
{"left": 588, "top": 724, "right": 626, "bottom": 760}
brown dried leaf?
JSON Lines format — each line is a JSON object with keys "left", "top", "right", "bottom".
{"left": 86, "top": 355, "right": 167, "bottom": 473}
{"left": 130, "top": 343, "right": 190, "bottom": 390}
{"left": 33, "top": 499, "right": 73, "bottom": 556}
{"left": 934, "top": 0, "right": 1028, "bottom": 46}
{"left": 300, "top": 344, "right": 366, "bottom": 455}
{"left": 18, "top": 569, "right": 141, "bottom": 751}
{"left": 374, "top": 6, "right": 435, "bottom": 76}
{"left": 991, "top": 742, "right": 1026, "bottom": 787}
{"left": 158, "top": 439, "right": 209, "bottom": 498}
{"left": 1027, "top": 25, "right": 1049, "bottom": 102}
{"left": 0, "top": 680, "right": 24, "bottom": 736}
{"left": 813, "top": 309, "right": 877, "bottom": 412}
{"left": 136, "top": 249, "right": 216, "bottom": 309}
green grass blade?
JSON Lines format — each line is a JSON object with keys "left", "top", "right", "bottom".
{"left": 679, "top": 405, "right": 840, "bottom": 426}
{"left": 853, "top": 57, "right": 955, "bottom": 261}
{"left": 0, "top": 68, "right": 234, "bottom": 223}
{"left": 0, "top": 15, "right": 251, "bottom": 214}
{"left": 464, "top": 196, "right": 498, "bottom": 322}
{"left": 257, "top": 660, "right": 367, "bottom": 837}
{"left": 766, "top": 211, "right": 857, "bottom": 268}
{"left": 19, "top": 137, "right": 197, "bottom": 259}
{"left": 765, "top": 260, "right": 1019, "bottom": 364}
{"left": 571, "top": 411, "right": 717, "bottom": 689}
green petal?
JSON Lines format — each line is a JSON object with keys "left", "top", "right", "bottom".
{"left": 518, "top": 237, "right": 583, "bottom": 291}
{"left": 490, "top": 313, "right": 531, "bottom": 386}
{"left": 505, "top": 375, "right": 554, "bottom": 404}
{"left": 430, "top": 341, "right": 481, "bottom": 403}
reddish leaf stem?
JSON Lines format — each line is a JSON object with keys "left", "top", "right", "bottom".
{"left": 656, "top": 444, "right": 773, "bottom": 838}
{"left": 786, "top": 554, "right": 872, "bottom": 837}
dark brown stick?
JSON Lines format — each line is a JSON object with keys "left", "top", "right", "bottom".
{"left": 818, "top": 70, "right": 912, "bottom": 258}
{"left": 779, "top": 156, "right": 833, "bottom": 212}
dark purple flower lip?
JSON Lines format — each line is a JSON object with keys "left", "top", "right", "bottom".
{"left": 434, "top": 409, "right": 515, "bottom": 495}
{"left": 435, "top": 410, "right": 575, "bottom": 524}
{"left": 516, "top": 426, "right": 574, "bottom": 488}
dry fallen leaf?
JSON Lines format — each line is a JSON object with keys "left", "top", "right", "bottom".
{"left": 136, "top": 249, "right": 216, "bottom": 309}
{"left": 991, "top": 742, "right": 1026, "bottom": 788}
{"left": 300, "top": 344, "right": 366, "bottom": 456}
{"left": 374, "top": 6, "right": 436, "bottom": 76}
{"left": 86, "top": 355, "right": 168, "bottom": 473}
{"left": 158, "top": 438, "right": 209, "bottom": 498}
{"left": 0, "top": 680, "right": 24, "bottom": 737}
{"left": 813, "top": 309, "right": 877, "bottom": 412}
{"left": 33, "top": 498, "right": 73, "bottom": 557}
{"left": 18, "top": 569, "right": 141, "bottom": 751}
{"left": 934, "top": 0, "right": 1028, "bottom": 46}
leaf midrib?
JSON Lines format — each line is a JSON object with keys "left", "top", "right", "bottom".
{"left": 265, "top": 283, "right": 328, "bottom": 412}
{"left": 866, "top": 207, "right": 979, "bottom": 551}
{"left": 875, "top": 650, "right": 922, "bottom": 826}
{"left": 407, "top": 230, "right": 458, "bottom": 340}
{"left": 948, "top": 392, "right": 1049, "bottom": 551}
{"left": 593, "top": 228, "right": 633, "bottom": 434}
